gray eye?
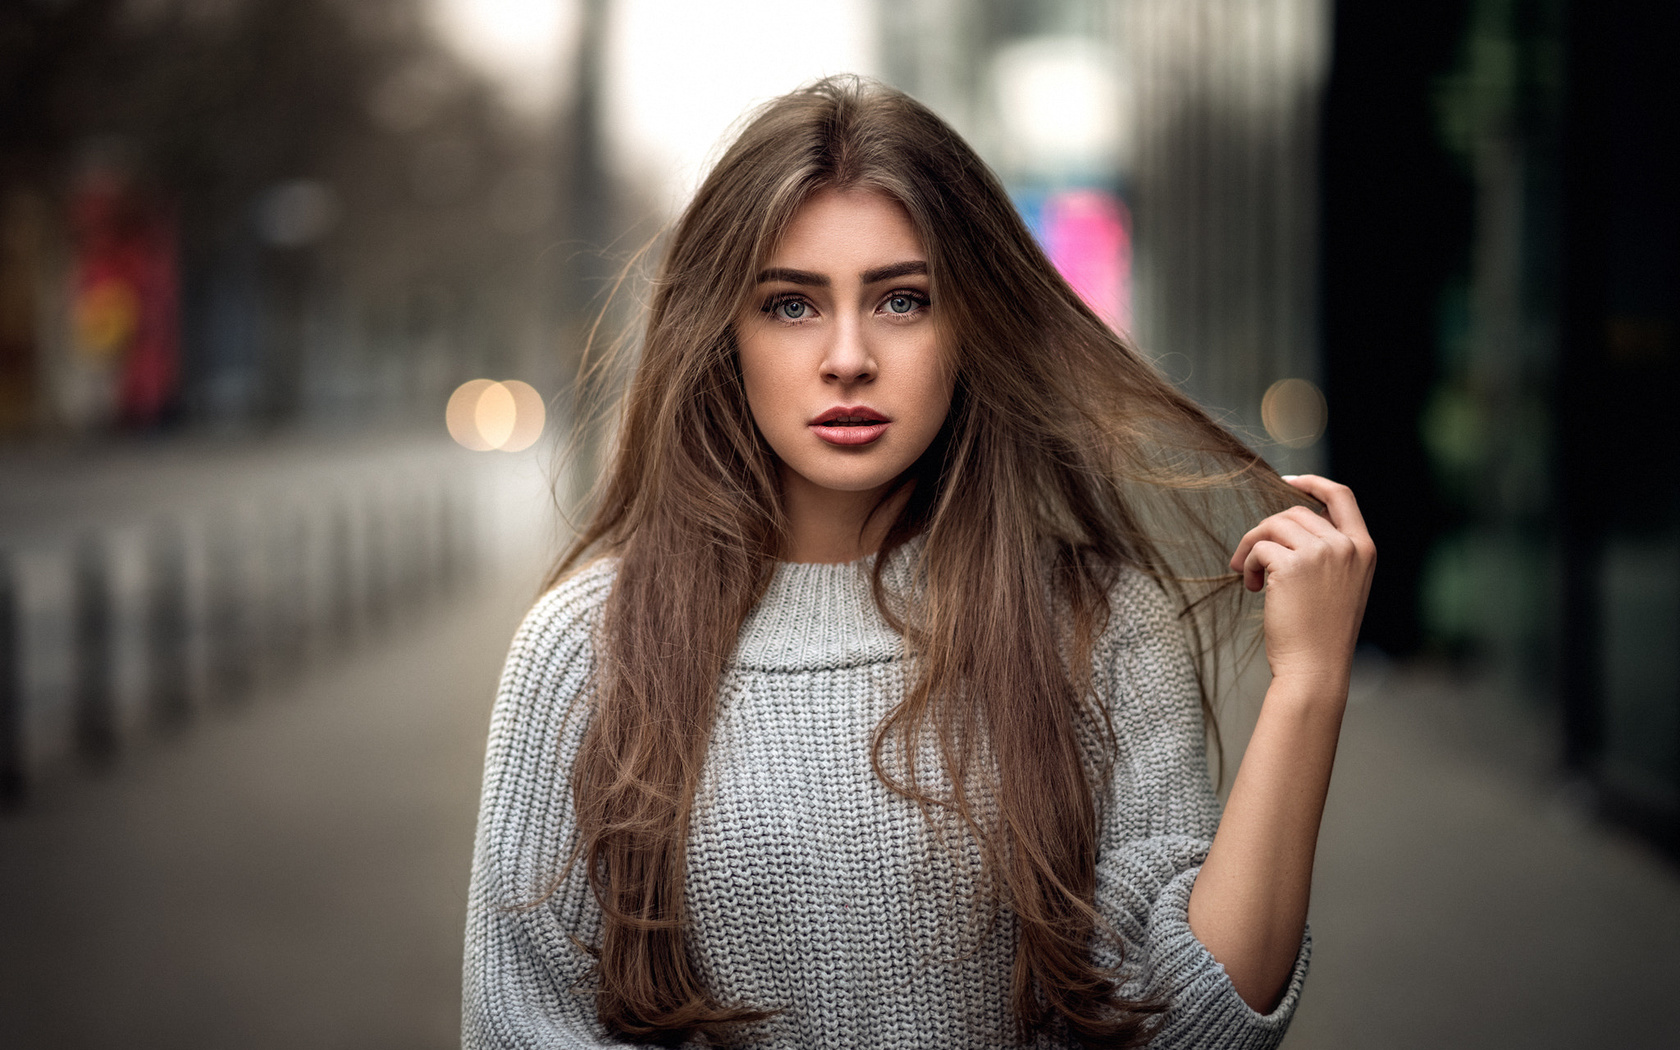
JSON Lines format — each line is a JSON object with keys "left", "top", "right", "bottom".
{"left": 887, "top": 295, "right": 914, "bottom": 314}
{"left": 776, "top": 300, "right": 808, "bottom": 320}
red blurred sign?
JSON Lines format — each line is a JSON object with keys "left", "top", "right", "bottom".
{"left": 70, "top": 171, "right": 179, "bottom": 428}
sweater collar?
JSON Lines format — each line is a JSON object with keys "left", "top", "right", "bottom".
{"left": 729, "top": 541, "right": 919, "bottom": 672}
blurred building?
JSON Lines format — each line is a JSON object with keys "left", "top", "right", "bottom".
{"left": 887, "top": 0, "right": 1677, "bottom": 852}
{"left": 883, "top": 0, "right": 1329, "bottom": 475}
{"left": 1122, "top": 0, "right": 1329, "bottom": 475}
{"left": 0, "top": 0, "right": 569, "bottom": 439}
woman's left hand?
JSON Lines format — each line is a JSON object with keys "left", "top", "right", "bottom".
{"left": 1197, "top": 475, "right": 1376, "bottom": 1010}
{"left": 1229, "top": 475, "right": 1376, "bottom": 696}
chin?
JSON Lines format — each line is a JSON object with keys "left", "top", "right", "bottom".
{"left": 790, "top": 455, "right": 912, "bottom": 495}
{"left": 812, "top": 471, "right": 905, "bottom": 494}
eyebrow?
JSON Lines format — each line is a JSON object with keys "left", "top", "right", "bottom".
{"left": 861, "top": 260, "right": 928, "bottom": 284}
{"left": 755, "top": 266, "right": 827, "bottom": 287}
{"left": 753, "top": 260, "right": 929, "bottom": 286}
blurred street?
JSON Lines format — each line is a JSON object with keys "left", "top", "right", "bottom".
{"left": 3, "top": 0, "right": 1677, "bottom": 1047}
{"left": 2, "top": 546, "right": 1676, "bottom": 1048}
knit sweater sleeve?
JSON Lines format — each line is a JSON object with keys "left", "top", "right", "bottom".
{"left": 1092, "top": 570, "right": 1310, "bottom": 1050}
{"left": 462, "top": 564, "right": 617, "bottom": 1049}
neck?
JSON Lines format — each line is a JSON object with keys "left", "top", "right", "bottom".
{"left": 779, "top": 470, "right": 913, "bottom": 564}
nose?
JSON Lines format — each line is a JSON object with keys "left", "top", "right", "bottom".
{"left": 821, "top": 314, "right": 876, "bottom": 384}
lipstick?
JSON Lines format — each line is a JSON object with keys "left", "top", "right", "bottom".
{"left": 810, "top": 405, "right": 891, "bottom": 447}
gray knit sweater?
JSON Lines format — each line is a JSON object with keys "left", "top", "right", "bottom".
{"left": 463, "top": 551, "right": 1309, "bottom": 1049}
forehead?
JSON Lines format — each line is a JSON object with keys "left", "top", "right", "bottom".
{"left": 765, "top": 188, "right": 926, "bottom": 268}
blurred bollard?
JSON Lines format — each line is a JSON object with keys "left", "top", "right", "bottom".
{"left": 147, "top": 523, "right": 192, "bottom": 727}
{"left": 294, "top": 502, "right": 328, "bottom": 663}
{"left": 73, "top": 536, "right": 116, "bottom": 763}
{"left": 410, "top": 485, "right": 437, "bottom": 602}
{"left": 381, "top": 488, "right": 410, "bottom": 620}
{"left": 365, "top": 491, "right": 397, "bottom": 630}
{"left": 264, "top": 505, "right": 308, "bottom": 679}
{"left": 396, "top": 488, "right": 419, "bottom": 615}
{"left": 441, "top": 480, "right": 474, "bottom": 594}
{"left": 436, "top": 484, "right": 459, "bottom": 594}
{"left": 428, "top": 480, "right": 452, "bottom": 592}
{"left": 328, "top": 496, "right": 359, "bottom": 647}
{"left": 5, "top": 548, "right": 77, "bottom": 789}
{"left": 206, "top": 515, "right": 253, "bottom": 703}
{"left": 397, "top": 484, "right": 427, "bottom": 611}
{"left": 1, "top": 552, "right": 22, "bottom": 804}
{"left": 362, "top": 494, "right": 380, "bottom": 620}
{"left": 0, "top": 438, "right": 505, "bottom": 806}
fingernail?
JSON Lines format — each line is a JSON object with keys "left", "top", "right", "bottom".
{"left": 1281, "top": 475, "right": 1299, "bottom": 481}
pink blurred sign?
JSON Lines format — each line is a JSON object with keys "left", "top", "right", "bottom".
{"left": 1039, "top": 189, "right": 1130, "bottom": 331}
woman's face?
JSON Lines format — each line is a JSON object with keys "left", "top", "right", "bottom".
{"left": 735, "top": 187, "right": 954, "bottom": 506}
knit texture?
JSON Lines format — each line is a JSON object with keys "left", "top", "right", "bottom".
{"left": 463, "top": 551, "right": 1310, "bottom": 1049}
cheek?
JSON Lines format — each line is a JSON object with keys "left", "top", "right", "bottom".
{"left": 912, "top": 347, "right": 956, "bottom": 433}
{"left": 737, "top": 340, "right": 795, "bottom": 436}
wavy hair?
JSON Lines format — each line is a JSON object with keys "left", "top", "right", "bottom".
{"left": 546, "top": 76, "right": 1304, "bottom": 1047}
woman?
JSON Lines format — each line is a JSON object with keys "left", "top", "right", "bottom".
{"left": 464, "top": 77, "right": 1374, "bottom": 1049}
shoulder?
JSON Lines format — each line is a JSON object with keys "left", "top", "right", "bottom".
{"left": 1097, "top": 565, "right": 1191, "bottom": 669}
{"left": 478, "top": 558, "right": 616, "bottom": 838}
{"left": 1088, "top": 567, "right": 1218, "bottom": 833}
{"left": 1104, "top": 565, "right": 1181, "bottom": 632}
{"left": 473, "top": 559, "right": 617, "bottom": 908}
{"left": 1091, "top": 565, "right": 1202, "bottom": 729}
{"left": 508, "top": 556, "right": 618, "bottom": 667}
{"left": 489, "top": 557, "right": 617, "bottom": 740}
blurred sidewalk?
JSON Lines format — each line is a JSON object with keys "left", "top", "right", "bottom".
{"left": 1286, "top": 669, "right": 1680, "bottom": 1049}
{"left": 0, "top": 556, "right": 538, "bottom": 1050}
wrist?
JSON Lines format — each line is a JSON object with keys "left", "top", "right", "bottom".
{"left": 1264, "top": 670, "right": 1350, "bottom": 711}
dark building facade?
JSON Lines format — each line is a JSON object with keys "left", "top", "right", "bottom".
{"left": 1324, "top": 0, "right": 1680, "bottom": 848}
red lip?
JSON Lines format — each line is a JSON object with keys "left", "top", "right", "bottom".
{"left": 809, "top": 404, "right": 891, "bottom": 447}
{"left": 810, "top": 405, "right": 890, "bottom": 425}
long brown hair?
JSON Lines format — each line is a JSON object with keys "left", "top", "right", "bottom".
{"left": 547, "top": 76, "right": 1303, "bottom": 1047}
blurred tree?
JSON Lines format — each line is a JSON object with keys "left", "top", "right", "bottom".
{"left": 0, "top": 0, "right": 565, "bottom": 435}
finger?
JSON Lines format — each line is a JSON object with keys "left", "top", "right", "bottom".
{"left": 1231, "top": 514, "right": 1321, "bottom": 577}
{"left": 1282, "top": 474, "right": 1370, "bottom": 539}
{"left": 1241, "top": 539, "right": 1292, "bottom": 592}
{"left": 1281, "top": 503, "right": 1341, "bottom": 540}
{"left": 1255, "top": 514, "right": 1323, "bottom": 555}
{"left": 1231, "top": 514, "right": 1296, "bottom": 572}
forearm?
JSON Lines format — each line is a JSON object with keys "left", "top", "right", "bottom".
{"left": 1187, "top": 675, "right": 1345, "bottom": 1012}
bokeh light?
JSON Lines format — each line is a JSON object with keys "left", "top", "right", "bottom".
{"left": 500, "top": 380, "right": 547, "bottom": 451}
{"left": 447, "top": 379, "right": 546, "bottom": 452}
{"left": 1261, "top": 377, "right": 1327, "bottom": 449}
{"left": 426, "top": 0, "right": 578, "bottom": 114}
{"left": 603, "top": 0, "right": 876, "bottom": 212}
{"left": 474, "top": 381, "right": 516, "bottom": 448}
{"left": 992, "top": 36, "right": 1129, "bottom": 180}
